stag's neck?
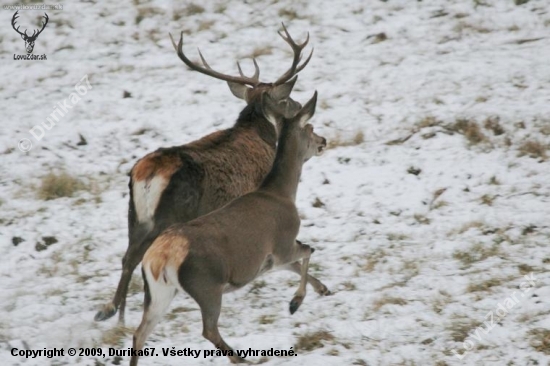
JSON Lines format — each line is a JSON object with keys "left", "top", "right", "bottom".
{"left": 259, "top": 129, "right": 303, "bottom": 202}
{"left": 235, "top": 103, "right": 279, "bottom": 148}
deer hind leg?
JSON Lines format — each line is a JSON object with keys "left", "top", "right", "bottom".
{"left": 186, "top": 284, "right": 249, "bottom": 364}
{"left": 282, "top": 261, "right": 331, "bottom": 296}
{"left": 94, "top": 223, "right": 152, "bottom": 324}
{"left": 258, "top": 254, "right": 275, "bottom": 276}
{"left": 287, "top": 241, "right": 314, "bottom": 314}
{"left": 130, "top": 269, "right": 176, "bottom": 366}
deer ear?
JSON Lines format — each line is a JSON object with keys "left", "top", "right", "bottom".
{"left": 296, "top": 91, "right": 317, "bottom": 127}
{"left": 269, "top": 76, "right": 297, "bottom": 100}
{"left": 260, "top": 92, "right": 279, "bottom": 120}
{"left": 20, "top": 34, "right": 25, "bottom": 40}
{"left": 227, "top": 82, "right": 250, "bottom": 101}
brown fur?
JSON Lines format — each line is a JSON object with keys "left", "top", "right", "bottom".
{"left": 144, "top": 232, "right": 190, "bottom": 282}
{"left": 132, "top": 152, "right": 183, "bottom": 183}
{"left": 130, "top": 93, "right": 325, "bottom": 366}
{"left": 95, "top": 27, "right": 328, "bottom": 327}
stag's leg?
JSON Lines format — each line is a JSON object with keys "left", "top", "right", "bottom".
{"left": 186, "top": 284, "right": 249, "bottom": 364}
{"left": 116, "top": 251, "right": 141, "bottom": 325}
{"left": 282, "top": 261, "right": 331, "bottom": 296}
{"left": 95, "top": 226, "right": 153, "bottom": 324}
{"left": 130, "top": 270, "right": 176, "bottom": 366}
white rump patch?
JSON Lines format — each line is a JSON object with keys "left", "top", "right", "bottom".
{"left": 133, "top": 176, "right": 168, "bottom": 224}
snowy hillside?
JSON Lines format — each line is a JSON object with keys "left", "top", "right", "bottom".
{"left": 1, "top": 0, "right": 550, "bottom": 365}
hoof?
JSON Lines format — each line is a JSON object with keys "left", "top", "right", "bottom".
{"left": 316, "top": 285, "right": 332, "bottom": 296}
{"left": 94, "top": 303, "right": 117, "bottom": 322}
{"left": 289, "top": 296, "right": 304, "bottom": 315}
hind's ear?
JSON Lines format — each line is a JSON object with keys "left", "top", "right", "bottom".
{"left": 227, "top": 82, "right": 251, "bottom": 101}
{"left": 269, "top": 76, "right": 297, "bottom": 100}
{"left": 296, "top": 91, "right": 317, "bottom": 127}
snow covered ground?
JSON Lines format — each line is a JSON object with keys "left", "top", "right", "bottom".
{"left": 1, "top": 0, "right": 550, "bottom": 365}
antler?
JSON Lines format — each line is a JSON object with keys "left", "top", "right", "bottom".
{"left": 33, "top": 13, "right": 49, "bottom": 39}
{"left": 273, "top": 23, "right": 313, "bottom": 85}
{"left": 169, "top": 32, "right": 260, "bottom": 87}
{"left": 11, "top": 11, "right": 26, "bottom": 37}
{"left": 11, "top": 11, "right": 48, "bottom": 40}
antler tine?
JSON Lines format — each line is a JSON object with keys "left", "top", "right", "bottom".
{"left": 295, "top": 48, "right": 314, "bottom": 74}
{"left": 197, "top": 49, "right": 212, "bottom": 69}
{"left": 236, "top": 59, "right": 260, "bottom": 82}
{"left": 251, "top": 58, "right": 260, "bottom": 80}
{"left": 11, "top": 11, "right": 25, "bottom": 36}
{"left": 35, "top": 13, "right": 48, "bottom": 36}
{"left": 274, "top": 23, "right": 313, "bottom": 85}
{"left": 169, "top": 31, "right": 260, "bottom": 87}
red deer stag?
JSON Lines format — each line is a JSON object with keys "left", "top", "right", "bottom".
{"left": 130, "top": 91, "right": 325, "bottom": 366}
{"left": 95, "top": 25, "right": 330, "bottom": 325}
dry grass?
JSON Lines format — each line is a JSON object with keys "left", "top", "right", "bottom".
{"left": 452, "top": 119, "right": 487, "bottom": 144}
{"left": 454, "top": 21, "right": 491, "bottom": 34}
{"left": 127, "top": 275, "right": 144, "bottom": 295}
{"left": 184, "top": 3, "right": 205, "bottom": 16}
{"left": 453, "top": 242, "right": 500, "bottom": 266}
{"left": 362, "top": 249, "right": 387, "bottom": 273}
{"left": 483, "top": 117, "right": 505, "bottom": 136}
{"left": 278, "top": 9, "right": 301, "bottom": 20}
{"left": 135, "top": 6, "right": 163, "bottom": 25}
{"left": 102, "top": 325, "right": 132, "bottom": 346}
{"left": 247, "top": 280, "right": 267, "bottom": 294}
{"left": 387, "top": 233, "right": 409, "bottom": 241}
{"left": 258, "top": 314, "right": 276, "bottom": 325}
{"left": 448, "top": 318, "right": 481, "bottom": 343}
{"left": 172, "top": 3, "right": 205, "bottom": 22}
{"left": 518, "top": 140, "right": 548, "bottom": 160}
{"left": 295, "top": 330, "right": 335, "bottom": 351}
{"left": 312, "top": 197, "right": 325, "bottom": 208}
{"left": 432, "top": 291, "right": 452, "bottom": 314}
{"left": 327, "top": 130, "right": 365, "bottom": 148}
{"left": 414, "top": 214, "right": 430, "bottom": 225}
{"left": 489, "top": 176, "right": 500, "bottom": 185}
{"left": 454, "top": 221, "right": 485, "bottom": 235}
{"left": 250, "top": 46, "right": 273, "bottom": 58}
{"left": 466, "top": 277, "right": 503, "bottom": 293}
{"left": 340, "top": 281, "right": 356, "bottom": 291}
{"left": 372, "top": 296, "right": 408, "bottom": 311}
{"left": 197, "top": 20, "right": 215, "bottom": 32}
{"left": 528, "top": 328, "right": 550, "bottom": 355}
{"left": 38, "top": 172, "right": 85, "bottom": 200}
{"left": 518, "top": 263, "right": 536, "bottom": 275}
{"left": 480, "top": 194, "right": 496, "bottom": 206}
{"left": 416, "top": 116, "right": 440, "bottom": 128}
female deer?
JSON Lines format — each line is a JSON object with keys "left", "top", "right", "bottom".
{"left": 130, "top": 92, "right": 325, "bottom": 365}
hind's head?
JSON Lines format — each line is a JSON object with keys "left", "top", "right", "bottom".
{"left": 263, "top": 91, "right": 326, "bottom": 163}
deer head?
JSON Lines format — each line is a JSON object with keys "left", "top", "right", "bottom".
{"left": 11, "top": 11, "right": 49, "bottom": 54}
{"left": 169, "top": 23, "right": 313, "bottom": 128}
{"left": 263, "top": 91, "right": 326, "bottom": 162}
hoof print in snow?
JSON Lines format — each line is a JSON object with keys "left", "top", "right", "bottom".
{"left": 12, "top": 237, "right": 24, "bottom": 246}
{"left": 337, "top": 157, "right": 350, "bottom": 164}
{"left": 36, "top": 236, "right": 58, "bottom": 251}
{"left": 77, "top": 134, "right": 88, "bottom": 146}
{"left": 367, "top": 32, "right": 387, "bottom": 44}
{"left": 407, "top": 167, "right": 421, "bottom": 176}
{"left": 312, "top": 197, "right": 325, "bottom": 208}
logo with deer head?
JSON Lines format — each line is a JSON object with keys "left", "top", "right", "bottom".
{"left": 11, "top": 11, "right": 48, "bottom": 54}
